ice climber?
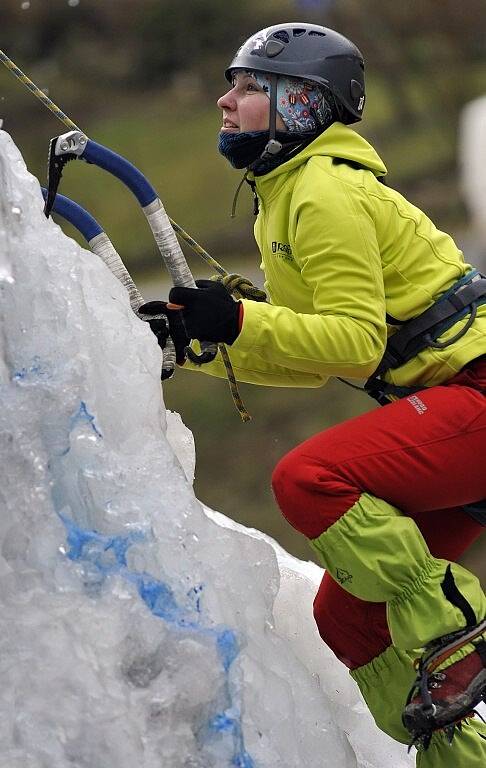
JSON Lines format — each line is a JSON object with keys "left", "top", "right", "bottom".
{"left": 140, "top": 23, "right": 486, "bottom": 767}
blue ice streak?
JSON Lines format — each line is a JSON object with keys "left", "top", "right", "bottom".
{"left": 217, "top": 629, "right": 240, "bottom": 672}
{"left": 58, "top": 515, "right": 255, "bottom": 766}
{"left": 70, "top": 401, "right": 102, "bottom": 437}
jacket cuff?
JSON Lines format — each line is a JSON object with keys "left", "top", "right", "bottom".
{"left": 231, "top": 299, "right": 265, "bottom": 352}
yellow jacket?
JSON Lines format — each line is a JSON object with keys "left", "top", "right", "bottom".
{"left": 188, "top": 123, "right": 486, "bottom": 389}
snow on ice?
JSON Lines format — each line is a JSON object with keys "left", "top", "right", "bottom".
{"left": 0, "top": 128, "right": 413, "bottom": 767}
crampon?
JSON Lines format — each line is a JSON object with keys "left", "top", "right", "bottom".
{"left": 402, "top": 618, "right": 486, "bottom": 751}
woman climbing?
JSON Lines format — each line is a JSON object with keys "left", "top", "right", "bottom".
{"left": 140, "top": 23, "right": 486, "bottom": 767}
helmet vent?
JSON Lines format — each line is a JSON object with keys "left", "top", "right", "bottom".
{"left": 292, "top": 28, "right": 307, "bottom": 37}
{"left": 272, "top": 30, "right": 290, "bottom": 44}
{"left": 350, "top": 79, "right": 364, "bottom": 99}
{"left": 309, "top": 30, "right": 326, "bottom": 37}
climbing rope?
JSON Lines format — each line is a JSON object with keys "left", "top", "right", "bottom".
{"left": 216, "top": 274, "right": 267, "bottom": 423}
{"left": 0, "top": 50, "right": 79, "bottom": 131}
{"left": 217, "top": 273, "right": 267, "bottom": 303}
{"left": 1, "top": 49, "right": 265, "bottom": 421}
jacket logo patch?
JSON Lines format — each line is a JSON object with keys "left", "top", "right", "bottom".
{"left": 271, "top": 241, "right": 293, "bottom": 261}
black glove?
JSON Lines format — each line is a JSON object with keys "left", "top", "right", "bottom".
{"left": 138, "top": 301, "right": 190, "bottom": 367}
{"left": 169, "top": 279, "right": 242, "bottom": 345}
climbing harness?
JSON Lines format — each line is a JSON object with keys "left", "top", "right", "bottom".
{"left": 403, "top": 617, "right": 486, "bottom": 751}
{"left": 361, "top": 270, "right": 486, "bottom": 406}
{"left": 337, "top": 270, "right": 486, "bottom": 404}
{"left": 337, "top": 271, "right": 486, "bottom": 523}
{"left": 1, "top": 49, "right": 263, "bottom": 421}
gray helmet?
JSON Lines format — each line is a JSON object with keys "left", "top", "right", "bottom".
{"left": 225, "top": 23, "right": 365, "bottom": 124}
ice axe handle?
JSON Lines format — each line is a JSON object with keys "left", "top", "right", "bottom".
{"left": 79, "top": 139, "right": 217, "bottom": 365}
{"left": 41, "top": 186, "right": 176, "bottom": 376}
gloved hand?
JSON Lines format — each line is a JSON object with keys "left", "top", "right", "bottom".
{"left": 138, "top": 301, "right": 189, "bottom": 370}
{"left": 168, "top": 279, "right": 243, "bottom": 345}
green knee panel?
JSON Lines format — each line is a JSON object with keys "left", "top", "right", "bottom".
{"left": 311, "top": 492, "right": 486, "bottom": 648}
{"left": 352, "top": 645, "right": 486, "bottom": 766}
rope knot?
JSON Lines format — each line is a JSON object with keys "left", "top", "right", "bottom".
{"left": 217, "top": 273, "right": 267, "bottom": 302}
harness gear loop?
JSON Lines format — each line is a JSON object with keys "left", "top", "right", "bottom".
{"left": 365, "top": 270, "right": 486, "bottom": 405}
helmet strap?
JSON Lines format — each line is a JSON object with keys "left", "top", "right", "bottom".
{"left": 260, "top": 73, "right": 282, "bottom": 161}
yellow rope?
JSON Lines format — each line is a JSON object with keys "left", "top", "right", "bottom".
{"left": 218, "top": 273, "right": 267, "bottom": 303}
{"left": 168, "top": 219, "right": 228, "bottom": 277}
{"left": 210, "top": 275, "right": 267, "bottom": 423}
{"left": 0, "top": 50, "right": 80, "bottom": 131}
{"left": 0, "top": 48, "right": 259, "bottom": 421}
{"left": 218, "top": 344, "right": 251, "bottom": 423}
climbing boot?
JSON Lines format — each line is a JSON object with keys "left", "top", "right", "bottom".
{"left": 402, "top": 617, "right": 486, "bottom": 750}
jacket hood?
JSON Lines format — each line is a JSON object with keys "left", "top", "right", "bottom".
{"left": 252, "top": 123, "right": 387, "bottom": 182}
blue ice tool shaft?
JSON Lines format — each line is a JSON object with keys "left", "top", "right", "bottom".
{"left": 41, "top": 187, "right": 103, "bottom": 242}
{"left": 41, "top": 187, "right": 177, "bottom": 375}
{"left": 82, "top": 139, "right": 159, "bottom": 209}
{"left": 49, "top": 130, "right": 217, "bottom": 365}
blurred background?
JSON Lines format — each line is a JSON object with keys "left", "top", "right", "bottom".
{"left": 1, "top": 0, "right": 485, "bottom": 571}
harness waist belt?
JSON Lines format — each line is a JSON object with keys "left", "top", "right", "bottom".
{"left": 380, "top": 276, "right": 486, "bottom": 373}
{"left": 365, "top": 271, "right": 486, "bottom": 405}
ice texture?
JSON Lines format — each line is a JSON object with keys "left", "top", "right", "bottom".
{"left": 0, "top": 129, "right": 414, "bottom": 767}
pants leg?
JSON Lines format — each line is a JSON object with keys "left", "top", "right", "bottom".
{"left": 313, "top": 505, "right": 482, "bottom": 670}
{"left": 312, "top": 506, "right": 485, "bottom": 760}
{"left": 272, "top": 377, "right": 486, "bottom": 649}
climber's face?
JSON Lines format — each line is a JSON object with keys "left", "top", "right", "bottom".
{"left": 217, "top": 70, "right": 285, "bottom": 133}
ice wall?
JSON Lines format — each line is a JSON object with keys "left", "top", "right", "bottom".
{"left": 0, "top": 129, "right": 413, "bottom": 767}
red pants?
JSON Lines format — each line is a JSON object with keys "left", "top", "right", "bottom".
{"left": 271, "top": 357, "right": 486, "bottom": 670}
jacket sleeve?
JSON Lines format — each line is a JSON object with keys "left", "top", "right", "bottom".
{"left": 182, "top": 341, "right": 328, "bottom": 388}
{"left": 229, "top": 167, "right": 387, "bottom": 379}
